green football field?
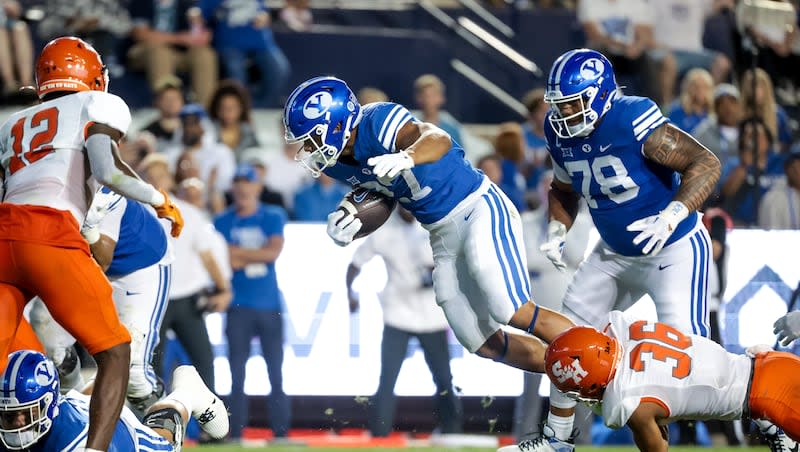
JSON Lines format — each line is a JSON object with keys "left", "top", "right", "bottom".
{"left": 192, "top": 447, "right": 762, "bottom": 451}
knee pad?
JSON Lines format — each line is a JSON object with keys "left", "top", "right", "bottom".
{"left": 143, "top": 407, "right": 184, "bottom": 451}
{"left": 128, "top": 377, "right": 165, "bottom": 419}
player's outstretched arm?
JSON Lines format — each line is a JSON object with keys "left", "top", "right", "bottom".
{"left": 85, "top": 124, "right": 165, "bottom": 207}
{"left": 547, "top": 178, "right": 580, "bottom": 230}
{"left": 627, "top": 402, "right": 669, "bottom": 452}
{"left": 642, "top": 123, "right": 721, "bottom": 212}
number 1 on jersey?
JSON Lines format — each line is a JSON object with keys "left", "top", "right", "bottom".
{"left": 8, "top": 107, "right": 59, "bottom": 174}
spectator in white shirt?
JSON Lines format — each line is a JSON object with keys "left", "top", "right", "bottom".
{"left": 346, "top": 208, "right": 463, "bottom": 437}
{"left": 759, "top": 153, "right": 800, "bottom": 230}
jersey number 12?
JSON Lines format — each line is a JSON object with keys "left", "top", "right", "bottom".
{"left": 8, "top": 107, "right": 59, "bottom": 175}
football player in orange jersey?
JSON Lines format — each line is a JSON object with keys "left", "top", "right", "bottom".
{"left": 0, "top": 36, "right": 184, "bottom": 451}
{"left": 506, "top": 311, "right": 800, "bottom": 452}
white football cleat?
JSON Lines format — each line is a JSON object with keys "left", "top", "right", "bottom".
{"left": 171, "top": 365, "right": 229, "bottom": 439}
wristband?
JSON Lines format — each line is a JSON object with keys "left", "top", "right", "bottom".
{"left": 82, "top": 226, "right": 101, "bottom": 245}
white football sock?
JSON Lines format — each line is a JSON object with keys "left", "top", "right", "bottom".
{"left": 547, "top": 412, "right": 575, "bottom": 441}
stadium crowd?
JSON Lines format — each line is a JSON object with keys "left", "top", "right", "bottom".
{"left": 1, "top": 0, "right": 800, "bottom": 448}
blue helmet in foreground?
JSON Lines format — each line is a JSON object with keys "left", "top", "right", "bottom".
{"left": 544, "top": 49, "right": 618, "bottom": 138}
{"left": 0, "top": 351, "right": 60, "bottom": 450}
{"left": 283, "top": 76, "right": 362, "bottom": 177}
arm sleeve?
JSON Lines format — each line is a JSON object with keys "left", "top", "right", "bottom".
{"left": 85, "top": 134, "right": 164, "bottom": 206}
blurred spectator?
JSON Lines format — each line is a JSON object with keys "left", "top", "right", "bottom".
{"left": 208, "top": 79, "right": 260, "bottom": 159}
{"left": 346, "top": 208, "right": 463, "bottom": 438}
{"left": 166, "top": 103, "right": 236, "bottom": 214}
{"left": 476, "top": 153, "right": 502, "bottom": 185}
{"left": 279, "top": 0, "right": 312, "bottom": 32}
{"left": 521, "top": 88, "right": 549, "bottom": 176}
{"left": 225, "top": 152, "right": 286, "bottom": 209}
{"left": 141, "top": 153, "right": 231, "bottom": 393}
{"left": 694, "top": 83, "right": 742, "bottom": 167}
{"left": 413, "top": 74, "right": 464, "bottom": 145}
{"left": 142, "top": 75, "right": 186, "bottom": 150}
{"left": 758, "top": 153, "right": 800, "bottom": 229}
{"left": 214, "top": 164, "right": 290, "bottom": 441}
{"left": 649, "top": 0, "right": 732, "bottom": 85}
{"left": 667, "top": 68, "right": 714, "bottom": 134}
{"left": 357, "top": 86, "right": 389, "bottom": 105}
{"left": 200, "top": 0, "right": 290, "bottom": 107}
{"left": 264, "top": 136, "right": 312, "bottom": 210}
{"left": 740, "top": 68, "right": 793, "bottom": 152}
{"left": 513, "top": 171, "right": 593, "bottom": 443}
{"left": 493, "top": 122, "right": 528, "bottom": 212}
{"left": 292, "top": 173, "right": 349, "bottom": 221}
{"left": 118, "top": 131, "right": 158, "bottom": 170}
{"left": 719, "top": 118, "right": 787, "bottom": 226}
{"left": 37, "top": 0, "right": 132, "bottom": 77}
{"left": 0, "top": 0, "right": 33, "bottom": 99}
{"left": 128, "top": 2, "right": 218, "bottom": 107}
{"left": 577, "top": 0, "right": 672, "bottom": 105}
{"left": 177, "top": 176, "right": 208, "bottom": 211}
{"left": 745, "top": 0, "right": 799, "bottom": 105}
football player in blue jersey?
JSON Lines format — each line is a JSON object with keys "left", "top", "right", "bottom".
{"left": 516, "top": 48, "right": 726, "bottom": 452}
{"left": 30, "top": 187, "right": 175, "bottom": 415}
{"left": 0, "top": 350, "right": 228, "bottom": 451}
{"left": 283, "top": 76, "right": 575, "bottom": 377}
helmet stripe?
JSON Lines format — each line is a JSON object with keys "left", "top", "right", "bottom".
{"left": 551, "top": 49, "right": 579, "bottom": 91}
{"left": 3, "top": 351, "right": 33, "bottom": 394}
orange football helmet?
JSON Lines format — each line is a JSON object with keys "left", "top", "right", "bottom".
{"left": 35, "top": 36, "right": 108, "bottom": 99}
{"left": 544, "top": 326, "right": 623, "bottom": 400}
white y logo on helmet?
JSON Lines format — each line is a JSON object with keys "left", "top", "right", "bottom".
{"left": 34, "top": 361, "right": 55, "bottom": 387}
{"left": 580, "top": 58, "right": 604, "bottom": 81}
{"left": 551, "top": 358, "right": 589, "bottom": 384}
{"left": 303, "top": 91, "right": 334, "bottom": 120}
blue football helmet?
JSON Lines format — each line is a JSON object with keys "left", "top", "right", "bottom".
{"left": 283, "top": 76, "right": 362, "bottom": 177}
{"left": 0, "top": 351, "right": 60, "bottom": 450}
{"left": 544, "top": 49, "right": 618, "bottom": 138}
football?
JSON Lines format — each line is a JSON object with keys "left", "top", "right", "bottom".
{"left": 337, "top": 187, "right": 397, "bottom": 239}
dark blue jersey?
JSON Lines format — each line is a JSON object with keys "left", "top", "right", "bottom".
{"left": 545, "top": 95, "right": 698, "bottom": 256}
{"left": 324, "top": 102, "right": 483, "bottom": 224}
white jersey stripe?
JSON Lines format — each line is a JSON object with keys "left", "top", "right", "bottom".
{"left": 635, "top": 117, "right": 667, "bottom": 141}
{"left": 382, "top": 109, "right": 411, "bottom": 150}
{"left": 377, "top": 105, "right": 403, "bottom": 143}
{"left": 632, "top": 105, "right": 660, "bottom": 127}
{"left": 632, "top": 110, "right": 663, "bottom": 136}
{"left": 385, "top": 112, "right": 412, "bottom": 151}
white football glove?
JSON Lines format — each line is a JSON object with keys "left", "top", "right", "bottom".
{"left": 539, "top": 220, "right": 567, "bottom": 272}
{"left": 367, "top": 150, "right": 415, "bottom": 180}
{"left": 81, "top": 189, "right": 118, "bottom": 244}
{"left": 626, "top": 201, "right": 689, "bottom": 256}
{"left": 774, "top": 311, "right": 800, "bottom": 346}
{"left": 327, "top": 210, "right": 362, "bottom": 247}
{"left": 745, "top": 343, "right": 774, "bottom": 357}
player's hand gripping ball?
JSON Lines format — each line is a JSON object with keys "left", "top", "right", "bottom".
{"left": 332, "top": 187, "right": 397, "bottom": 244}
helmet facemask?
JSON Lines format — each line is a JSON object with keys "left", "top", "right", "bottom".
{"left": 0, "top": 393, "right": 55, "bottom": 450}
{"left": 545, "top": 85, "right": 601, "bottom": 139}
{"left": 286, "top": 112, "right": 358, "bottom": 178}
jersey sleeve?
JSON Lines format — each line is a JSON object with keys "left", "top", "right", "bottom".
{"left": 84, "top": 91, "right": 132, "bottom": 136}
{"left": 628, "top": 98, "right": 668, "bottom": 143}
{"left": 551, "top": 156, "right": 571, "bottom": 184}
{"left": 371, "top": 102, "right": 415, "bottom": 152}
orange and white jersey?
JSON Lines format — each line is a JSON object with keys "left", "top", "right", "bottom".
{"left": 601, "top": 311, "right": 751, "bottom": 428}
{"left": 0, "top": 91, "right": 131, "bottom": 224}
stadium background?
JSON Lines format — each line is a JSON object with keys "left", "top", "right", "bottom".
{"left": 1, "top": 0, "right": 799, "bottom": 450}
